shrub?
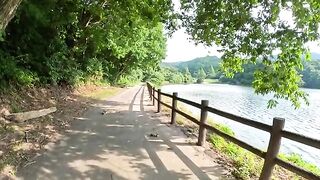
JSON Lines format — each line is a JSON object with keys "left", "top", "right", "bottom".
{"left": 196, "top": 78, "right": 204, "bottom": 83}
{"left": 0, "top": 51, "right": 38, "bottom": 88}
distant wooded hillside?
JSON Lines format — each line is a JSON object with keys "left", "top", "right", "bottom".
{"left": 162, "top": 56, "right": 220, "bottom": 76}
{"left": 162, "top": 53, "right": 320, "bottom": 89}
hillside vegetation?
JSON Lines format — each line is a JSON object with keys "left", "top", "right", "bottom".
{"left": 162, "top": 54, "right": 320, "bottom": 90}
{"left": 163, "top": 56, "right": 220, "bottom": 76}
{"left": 0, "top": 0, "right": 173, "bottom": 89}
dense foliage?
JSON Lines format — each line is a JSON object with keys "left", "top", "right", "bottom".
{"left": 1, "top": 0, "right": 320, "bottom": 108}
{"left": 220, "top": 60, "right": 320, "bottom": 90}
{"left": 144, "top": 66, "right": 193, "bottom": 86}
{"left": 180, "top": 0, "right": 320, "bottom": 108}
{"left": 0, "top": 0, "right": 174, "bottom": 88}
{"left": 219, "top": 63, "right": 264, "bottom": 86}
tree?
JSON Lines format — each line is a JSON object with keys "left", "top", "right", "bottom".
{"left": 1, "top": 0, "right": 320, "bottom": 108}
{"left": 0, "top": 0, "right": 173, "bottom": 86}
{"left": 197, "top": 67, "right": 206, "bottom": 83}
{"left": 0, "top": 0, "right": 21, "bottom": 31}
{"left": 180, "top": 0, "right": 320, "bottom": 108}
{"left": 183, "top": 67, "right": 193, "bottom": 83}
{"left": 301, "top": 61, "right": 320, "bottom": 89}
{"left": 208, "top": 65, "right": 216, "bottom": 79}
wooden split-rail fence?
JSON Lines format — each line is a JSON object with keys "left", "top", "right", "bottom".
{"left": 146, "top": 82, "right": 320, "bottom": 180}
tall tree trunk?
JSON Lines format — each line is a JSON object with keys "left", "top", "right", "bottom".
{"left": 0, "top": 0, "right": 22, "bottom": 31}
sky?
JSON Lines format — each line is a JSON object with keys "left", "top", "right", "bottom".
{"left": 165, "top": 28, "right": 320, "bottom": 63}
{"left": 164, "top": 0, "right": 221, "bottom": 63}
{"left": 164, "top": 1, "right": 320, "bottom": 63}
{"left": 164, "top": 28, "right": 223, "bottom": 63}
{"left": 164, "top": 0, "right": 222, "bottom": 63}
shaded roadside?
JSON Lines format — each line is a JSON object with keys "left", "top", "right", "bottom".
{"left": 0, "top": 85, "right": 123, "bottom": 178}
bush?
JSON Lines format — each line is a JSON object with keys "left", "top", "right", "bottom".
{"left": 84, "top": 58, "right": 104, "bottom": 82}
{"left": 169, "top": 73, "right": 184, "bottom": 84}
{"left": 196, "top": 78, "right": 204, "bottom": 83}
{"left": 0, "top": 51, "right": 38, "bottom": 88}
{"left": 46, "top": 52, "right": 85, "bottom": 86}
{"left": 116, "top": 69, "right": 143, "bottom": 87}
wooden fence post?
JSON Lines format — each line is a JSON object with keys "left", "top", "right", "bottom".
{"left": 147, "top": 83, "right": 152, "bottom": 100}
{"left": 157, "top": 89, "right": 161, "bottom": 113}
{"left": 150, "top": 85, "right": 153, "bottom": 101}
{"left": 260, "top": 117, "right": 285, "bottom": 180}
{"left": 197, "top": 100, "right": 209, "bottom": 146}
{"left": 171, "top": 92, "right": 178, "bottom": 124}
{"left": 152, "top": 87, "right": 155, "bottom": 106}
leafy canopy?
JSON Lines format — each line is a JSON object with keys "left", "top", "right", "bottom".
{"left": 179, "top": 0, "right": 320, "bottom": 108}
{"left": 0, "top": 0, "right": 174, "bottom": 86}
{"left": 1, "top": 0, "right": 320, "bottom": 107}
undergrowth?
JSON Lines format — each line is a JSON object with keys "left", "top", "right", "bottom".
{"left": 208, "top": 122, "right": 320, "bottom": 179}
{"left": 279, "top": 153, "right": 320, "bottom": 176}
{"left": 208, "top": 123, "right": 263, "bottom": 179}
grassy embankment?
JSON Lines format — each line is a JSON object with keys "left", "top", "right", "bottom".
{"left": 0, "top": 84, "right": 122, "bottom": 177}
{"left": 203, "top": 79, "right": 219, "bottom": 84}
{"left": 159, "top": 95, "right": 320, "bottom": 180}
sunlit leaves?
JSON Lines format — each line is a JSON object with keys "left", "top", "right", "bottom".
{"left": 0, "top": 0, "right": 173, "bottom": 86}
{"left": 180, "top": 0, "right": 320, "bottom": 108}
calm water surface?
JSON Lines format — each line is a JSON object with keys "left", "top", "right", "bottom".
{"left": 162, "top": 84, "right": 320, "bottom": 167}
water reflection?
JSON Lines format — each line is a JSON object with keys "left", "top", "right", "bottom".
{"left": 162, "top": 84, "right": 320, "bottom": 167}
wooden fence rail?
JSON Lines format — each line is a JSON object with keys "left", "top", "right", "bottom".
{"left": 146, "top": 82, "right": 320, "bottom": 180}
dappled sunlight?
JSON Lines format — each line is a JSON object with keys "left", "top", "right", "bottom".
{"left": 73, "top": 117, "right": 89, "bottom": 121}
{"left": 39, "top": 167, "right": 52, "bottom": 174}
{"left": 15, "top": 86, "right": 229, "bottom": 179}
{"left": 65, "top": 129, "right": 97, "bottom": 135}
{"left": 68, "top": 160, "right": 93, "bottom": 172}
{"left": 104, "top": 124, "right": 134, "bottom": 128}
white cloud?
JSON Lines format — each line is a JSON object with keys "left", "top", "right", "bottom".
{"left": 307, "top": 41, "right": 320, "bottom": 52}
{"left": 164, "top": 28, "right": 222, "bottom": 62}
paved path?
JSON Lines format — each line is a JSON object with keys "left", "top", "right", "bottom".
{"left": 17, "top": 86, "right": 230, "bottom": 180}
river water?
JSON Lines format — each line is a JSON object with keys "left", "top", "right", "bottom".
{"left": 162, "top": 84, "right": 320, "bottom": 167}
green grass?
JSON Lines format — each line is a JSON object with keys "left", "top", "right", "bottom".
{"left": 279, "top": 153, "right": 320, "bottom": 176}
{"left": 203, "top": 78, "right": 219, "bottom": 84}
{"left": 208, "top": 123, "right": 263, "bottom": 179}
{"left": 84, "top": 87, "right": 122, "bottom": 100}
{"left": 207, "top": 121, "right": 320, "bottom": 179}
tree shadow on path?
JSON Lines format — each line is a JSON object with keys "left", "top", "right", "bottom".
{"left": 16, "top": 86, "right": 228, "bottom": 180}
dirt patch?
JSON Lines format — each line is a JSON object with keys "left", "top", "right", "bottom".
{"left": 0, "top": 84, "right": 122, "bottom": 178}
